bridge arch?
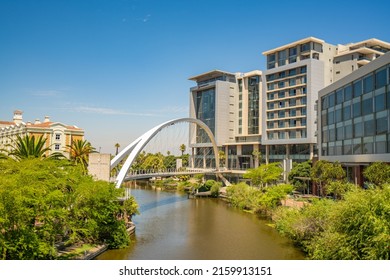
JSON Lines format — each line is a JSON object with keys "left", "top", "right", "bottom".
{"left": 111, "top": 118, "right": 219, "bottom": 188}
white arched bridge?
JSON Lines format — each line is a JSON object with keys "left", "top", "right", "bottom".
{"left": 110, "top": 117, "right": 226, "bottom": 188}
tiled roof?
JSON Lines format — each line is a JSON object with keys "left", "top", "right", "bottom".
{"left": 0, "top": 121, "right": 16, "bottom": 125}
{"left": 26, "top": 122, "right": 83, "bottom": 130}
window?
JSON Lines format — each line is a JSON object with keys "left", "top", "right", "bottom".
{"left": 335, "top": 108, "right": 342, "bottom": 123}
{"left": 55, "top": 144, "right": 60, "bottom": 150}
{"left": 344, "top": 123, "right": 353, "bottom": 139}
{"left": 300, "top": 42, "right": 311, "bottom": 52}
{"left": 353, "top": 80, "right": 362, "bottom": 97}
{"left": 289, "top": 131, "right": 296, "bottom": 139}
{"left": 336, "top": 89, "right": 343, "bottom": 104}
{"left": 278, "top": 50, "right": 287, "bottom": 66}
{"left": 336, "top": 126, "right": 344, "bottom": 140}
{"left": 353, "top": 138, "right": 362, "bottom": 154}
{"left": 375, "top": 68, "right": 387, "bottom": 89}
{"left": 344, "top": 85, "right": 353, "bottom": 101}
{"left": 267, "top": 53, "right": 276, "bottom": 69}
{"left": 363, "top": 74, "right": 374, "bottom": 94}
{"left": 289, "top": 89, "right": 296, "bottom": 96}
{"left": 354, "top": 120, "right": 363, "bottom": 138}
{"left": 329, "top": 93, "right": 335, "bottom": 107}
{"left": 376, "top": 111, "right": 388, "bottom": 135}
{"left": 364, "top": 117, "right": 375, "bottom": 136}
{"left": 375, "top": 135, "right": 387, "bottom": 154}
{"left": 362, "top": 96, "right": 373, "bottom": 115}
{"left": 289, "top": 68, "right": 297, "bottom": 76}
{"left": 343, "top": 102, "right": 351, "bottom": 121}
{"left": 55, "top": 134, "right": 61, "bottom": 140}
{"left": 375, "top": 92, "right": 386, "bottom": 112}
{"left": 353, "top": 99, "right": 361, "bottom": 117}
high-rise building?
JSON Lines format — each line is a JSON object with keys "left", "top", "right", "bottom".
{"left": 261, "top": 37, "right": 390, "bottom": 163}
{"left": 0, "top": 110, "right": 84, "bottom": 158}
{"left": 188, "top": 36, "right": 390, "bottom": 172}
{"left": 262, "top": 37, "right": 337, "bottom": 163}
{"left": 188, "top": 70, "right": 264, "bottom": 169}
{"left": 318, "top": 51, "right": 390, "bottom": 185}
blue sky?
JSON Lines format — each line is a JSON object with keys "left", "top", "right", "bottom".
{"left": 1, "top": 0, "right": 389, "bottom": 154}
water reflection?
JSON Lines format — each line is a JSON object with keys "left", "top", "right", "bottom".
{"left": 96, "top": 187, "right": 304, "bottom": 260}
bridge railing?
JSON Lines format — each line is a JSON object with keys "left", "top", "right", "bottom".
{"left": 126, "top": 168, "right": 216, "bottom": 176}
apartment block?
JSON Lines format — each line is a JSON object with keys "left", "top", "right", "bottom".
{"left": 262, "top": 37, "right": 337, "bottom": 163}
{"left": 188, "top": 70, "right": 264, "bottom": 169}
{"left": 318, "top": 51, "right": 390, "bottom": 185}
{"left": 0, "top": 110, "right": 84, "bottom": 158}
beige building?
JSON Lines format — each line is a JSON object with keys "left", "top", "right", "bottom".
{"left": 189, "top": 70, "right": 263, "bottom": 169}
{"left": 333, "top": 38, "right": 390, "bottom": 81}
{"left": 262, "top": 37, "right": 390, "bottom": 163}
{"left": 0, "top": 110, "right": 84, "bottom": 158}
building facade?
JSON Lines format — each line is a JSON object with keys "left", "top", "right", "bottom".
{"left": 0, "top": 110, "right": 84, "bottom": 158}
{"left": 188, "top": 70, "right": 264, "bottom": 169}
{"left": 318, "top": 51, "right": 390, "bottom": 185}
{"left": 188, "top": 36, "right": 390, "bottom": 172}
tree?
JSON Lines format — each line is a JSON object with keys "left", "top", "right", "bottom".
{"left": 8, "top": 135, "right": 63, "bottom": 161}
{"left": 67, "top": 139, "right": 96, "bottom": 174}
{"left": 288, "top": 161, "right": 312, "bottom": 193}
{"left": 311, "top": 160, "right": 345, "bottom": 196}
{"left": 252, "top": 149, "right": 263, "bottom": 166}
{"left": 243, "top": 162, "right": 283, "bottom": 189}
{"left": 179, "top": 144, "right": 186, "bottom": 156}
{"left": 218, "top": 150, "right": 226, "bottom": 168}
{"left": 363, "top": 162, "right": 390, "bottom": 188}
{"left": 114, "top": 143, "right": 120, "bottom": 155}
{"left": 0, "top": 158, "right": 139, "bottom": 259}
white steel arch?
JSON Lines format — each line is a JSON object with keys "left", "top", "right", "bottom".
{"left": 111, "top": 118, "right": 219, "bottom": 188}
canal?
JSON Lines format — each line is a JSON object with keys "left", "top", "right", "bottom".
{"left": 96, "top": 185, "right": 304, "bottom": 260}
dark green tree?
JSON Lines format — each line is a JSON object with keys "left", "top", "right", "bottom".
{"left": 243, "top": 162, "right": 283, "bottom": 189}
{"left": 363, "top": 162, "right": 390, "bottom": 188}
{"left": 67, "top": 139, "right": 96, "bottom": 174}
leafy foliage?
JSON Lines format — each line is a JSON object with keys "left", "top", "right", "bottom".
{"left": 0, "top": 159, "right": 139, "bottom": 259}
{"left": 67, "top": 139, "right": 96, "bottom": 174}
{"left": 363, "top": 161, "right": 390, "bottom": 188}
{"left": 243, "top": 163, "right": 283, "bottom": 189}
{"left": 288, "top": 161, "right": 312, "bottom": 192}
{"left": 7, "top": 135, "right": 63, "bottom": 160}
{"left": 273, "top": 185, "right": 390, "bottom": 259}
{"left": 311, "top": 160, "right": 345, "bottom": 196}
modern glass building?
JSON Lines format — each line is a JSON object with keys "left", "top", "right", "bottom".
{"left": 318, "top": 51, "right": 390, "bottom": 185}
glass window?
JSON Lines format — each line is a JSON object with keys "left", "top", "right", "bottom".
{"left": 375, "top": 68, "right": 387, "bottom": 89}
{"left": 278, "top": 50, "right": 287, "bottom": 66}
{"left": 289, "top": 68, "right": 297, "bottom": 76}
{"left": 327, "top": 110, "right": 334, "bottom": 125}
{"left": 376, "top": 111, "right": 388, "bottom": 135}
{"left": 353, "top": 138, "right": 362, "bottom": 154}
{"left": 335, "top": 107, "right": 342, "bottom": 123}
{"left": 55, "top": 144, "right": 60, "bottom": 150}
{"left": 322, "top": 129, "right": 328, "bottom": 142}
{"left": 363, "top": 74, "right": 374, "bottom": 94}
{"left": 289, "top": 89, "right": 297, "bottom": 96}
{"left": 344, "top": 123, "right": 353, "bottom": 139}
{"left": 362, "top": 96, "right": 373, "bottom": 115}
{"left": 278, "top": 132, "right": 285, "bottom": 139}
{"left": 336, "top": 126, "right": 344, "bottom": 141}
{"left": 375, "top": 135, "right": 387, "bottom": 154}
{"left": 322, "top": 96, "right": 329, "bottom": 110}
{"left": 343, "top": 140, "right": 352, "bottom": 155}
{"left": 279, "top": 111, "right": 285, "bottom": 118}
{"left": 329, "top": 128, "right": 336, "bottom": 141}
{"left": 375, "top": 92, "right": 386, "bottom": 112}
{"left": 300, "top": 66, "right": 307, "bottom": 73}
{"left": 343, "top": 102, "right": 351, "bottom": 121}
{"left": 289, "top": 131, "right": 296, "bottom": 139}
{"left": 279, "top": 91, "right": 285, "bottom": 98}
{"left": 55, "top": 134, "right": 61, "bottom": 140}
{"left": 344, "top": 85, "right": 353, "bottom": 101}
{"left": 353, "top": 80, "right": 362, "bottom": 97}
{"left": 364, "top": 117, "right": 375, "bottom": 136}
{"left": 387, "top": 88, "right": 390, "bottom": 109}
{"left": 353, "top": 98, "right": 361, "bottom": 117}
{"left": 363, "top": 136, "right": 374, "bottom": 154}
{"left": 354, "top": 121, "right": 363, "bottom": 138}
{"left": 289, "top": 99, "right": 296, "bottom": 106}
{"left": 336, "top": 89, "right": 343, "bottom": 104}
{"left": 321, "top": 112, "right": 327, "bottom": 126}
{"left": 291, "top": 109, "right": 297, "bottom": 116}
{"left": 329, "top": 93, "right": 335, "bottom": 107}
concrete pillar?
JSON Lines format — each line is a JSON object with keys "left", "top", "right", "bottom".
{"left": 310, "top": 144, "right": 314, "bottom": 159}
{"left": 265, "top": 145, "right": 269, "bottom": 164}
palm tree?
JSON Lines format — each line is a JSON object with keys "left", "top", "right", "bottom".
{"left": 115, "top": 143, "right": 120, "bottom": 155}
{"left": 67, "top": 139, "right": 97, "bottom": 174}
{"left": 8, "top": 135, "right": 62, "bottom": 161}
{"left": 179, "top": 144, "right": 186, "bottom": 156}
